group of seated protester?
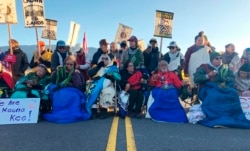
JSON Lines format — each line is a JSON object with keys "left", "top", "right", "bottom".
{"left": 1, "top": 49, "right": 250, "bottom": 128}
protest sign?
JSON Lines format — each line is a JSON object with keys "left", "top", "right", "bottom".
{"left": 22, "top": 0, "right": 46, "bottom": 27}
{"left": 240, "top": 97, "right": 250, "bottom": 120}
{"left": 67, "top": 21, "right": 80, "bottom": 48}
{"left": 0, "top": 98, "right": 40, "bottom": 125}
{"left": 41, "top": 19, "right": 57, "bottom": 40}
{"left": 114, "top": 23, "right": 133, "bottom": 44}
{"left": 154, "top": 10, "right": 174, "bottom": 38}
{"left": 0, "top": 0, "right": 18, "bottom": 24}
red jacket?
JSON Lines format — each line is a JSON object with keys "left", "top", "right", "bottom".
{"left": 76, "top": 53, "right": 89, "bottom": 80}
{"left": 149, "top": 70, "right": 181, "bottom": 89}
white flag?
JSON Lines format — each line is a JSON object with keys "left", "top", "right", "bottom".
{"left": 0, "top": 0, "right": 18, "bottom": 24}
{"left": 22, "top": 0, "right": 46, "bottom": 27}
{"left": 67, "top": 21, "right": 80, "bottom": 47}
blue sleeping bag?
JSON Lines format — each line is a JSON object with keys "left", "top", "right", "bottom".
{"left": 149, "top": 86, "right": 188, "bottom": 123}
{"left": 43, "top": 85, "right": 90, "bottom": 123}
{"left": 198, "top": 82, "right": 250, "bottom": 128}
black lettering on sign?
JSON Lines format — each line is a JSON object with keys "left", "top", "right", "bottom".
{"left": 23, "top": 0, "right": 43, "bottom": 3}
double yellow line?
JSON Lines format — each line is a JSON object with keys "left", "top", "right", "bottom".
{"left": 106, "top": 117, "right": 137, "bottom": 151}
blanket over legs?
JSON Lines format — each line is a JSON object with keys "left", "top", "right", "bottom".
{"left": 198, "top": 82, "right": 250, "bottom": 128}
{"left": 43, "top": 85, "right": 90, "bottom": 123}
{"left": 149, "top": 87, "right": 188, "bottom": 123}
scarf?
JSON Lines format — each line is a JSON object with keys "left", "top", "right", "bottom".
{"left": 235, "top": 75, "right": 250, "bottom": 91}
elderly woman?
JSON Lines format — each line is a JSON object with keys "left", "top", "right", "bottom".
{"left": 11, "top": 64, "right": 51, "bottom": 113}
{"left": 235, "top": 63, "right": 250, "bottom": 97}
{"left": 163, "top": 41, "right": 184, "bottom": 80}
{"left": 51, "top": 55, "right": 85, "bottom": 90}
{"left": 43, "top": 55, "right": 88, "bottom": 123}
{"left": 119, "top": 61, "right": 145, "bottom": 118}
{"left": 194, "top": 52, "right": 250, "bottom": 128}
{"left": 86, "top": 54, "right": 120, "bottom": 119}
{"left": 147, "top": 60, "right": 188, "bottom": 123}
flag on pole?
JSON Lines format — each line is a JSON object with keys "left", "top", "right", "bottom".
{"left": 82, "top": 32, "right": 88, "bottom": 54}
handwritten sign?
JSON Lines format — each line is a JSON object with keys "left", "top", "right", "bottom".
{"left": 0, "top": 98, "right": 40, "bottom": 125}
{"left": 240, "top": 97, "right": 250, "bottom": 120}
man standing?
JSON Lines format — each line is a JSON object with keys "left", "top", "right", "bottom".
{"left": 29, "top": 41, "right": 53, "bottom": 72}
{"left": 91, "top": 39, "right": 111, "bottom": 66}
{"left": 51, "top": 40, "right": 70, "bottom": 72}
{"left": 6, "top": 39, "right": 29, "bottom": 83}
{"left": 144, "top": 38, "right": 162, "bottom": 73}
{"left": 120, "top": 36, "right": 144, "bottom": 70}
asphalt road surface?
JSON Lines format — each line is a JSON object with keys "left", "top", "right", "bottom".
{"left": 1, "top": 115, "right": 250, "bottom": 151}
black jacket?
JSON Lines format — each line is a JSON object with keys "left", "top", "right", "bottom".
{"left": 145, "top": 47, "right": 162, "bottom": 73}
{"left": 6, "top": 48, "right": 29, "bottom": 76}
{"left": 91, "top": 48, "right": 112, "bottom": 66}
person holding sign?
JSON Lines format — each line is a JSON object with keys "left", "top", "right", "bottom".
{"left": 29, "top": 41, "right": 53, "bottom": 73}
{"left": 193, "top": 52, "right": 250, "bottom": 128}
{"left": 235, "top": 63, "right": 250, "bottom": 97}
{"left": 5, "top": 39, "right": 29, "bottom": 83}
{"left": 51, "top": 40, "right": 71, "bottom": 72}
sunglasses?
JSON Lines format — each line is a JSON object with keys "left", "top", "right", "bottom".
{"left": 215, "top": 57, "right": 222, "bottom": 60}
{"left": 66, "top": 63, "right": 74, "bottom": 66}
{"left": 58, "top": 46, "right": 65, "bottom": 49}
{"left": 101, "top": 57, "right": 109, "bottom": 61}
{"left": 169, "top": 47, "right": 175, "bottom": 49}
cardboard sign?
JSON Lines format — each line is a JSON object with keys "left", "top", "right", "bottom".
{"left": 22, "top": 0, "right": 46, "bottom": 27}
{"left": 114, "top": 23, "right": 133, "bottom": 44}
{"left": 0, "top": 98, "right": 40, "bottom": 125}
{"left": 240, "top": 97, "right": 250, "bottom": 120}
{"left": 41, "top": 19, "right": 57, "bottom": 40}
{"left": 0, "top": 0, "right": 18, "bottom": 24}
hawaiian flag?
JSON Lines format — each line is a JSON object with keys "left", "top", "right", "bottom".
{"left": 82, "top": 32, "right": 88, "bottom": 54}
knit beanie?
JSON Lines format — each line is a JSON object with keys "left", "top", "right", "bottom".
{"left": 210, "top": 51, "right": 220, "bottom": 62}
{"left": 239, "top": 63, "right": 250, "bottom": 72}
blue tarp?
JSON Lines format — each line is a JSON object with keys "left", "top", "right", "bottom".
{"left": 198, "top": 82, "right": 250, "bottom": 128}
{"left": 149, "top": 87, "right": 188, "bottom": 123}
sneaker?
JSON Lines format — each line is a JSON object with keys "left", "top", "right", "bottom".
{"left": 135, "top": 113, "right": 144, "bottom": 119}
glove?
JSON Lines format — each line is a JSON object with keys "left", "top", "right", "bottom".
{"left": 97, "top": 61, "right": 104, "bottom": 68}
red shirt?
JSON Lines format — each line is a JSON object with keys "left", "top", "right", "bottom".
{"left": 149, "top": 70, "right": 181, "bottom": 89}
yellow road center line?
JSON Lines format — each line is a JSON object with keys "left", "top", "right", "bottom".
{"left": 125, "top": 117, "right": 137, "bottom": 151}
{"left": 106, "top": 116, "right": 119, "bottom": 151}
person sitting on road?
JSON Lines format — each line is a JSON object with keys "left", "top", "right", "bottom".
{"left": 235, "top": 63, "right": 250, "bottom": 97}
{"left": 86, "top": 54, "right": 121, "bottom": 119}
{"left": 11, "top": 64, "right": 51, "bottom": 113}
{"left": 51, "top": 55, "right": 85, "bottom": 90}
{"left": 146, "top": 60, "right": 188, "bottom": 123}
{"left": 43, "top": 55, "right": 88, "bottom": 123}
{"left": 193, "top": 51, "right": 250, "bottom": 128}
{"left": 119, "top": 61, "right": 145, "bottom": 118}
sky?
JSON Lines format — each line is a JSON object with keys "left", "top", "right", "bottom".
{"left": 0, "top": 0, "right": 250, "bottom": 56}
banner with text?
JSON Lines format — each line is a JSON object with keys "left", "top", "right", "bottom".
{"left": 154, "top": 10, "right": 174, "bottom": 38}
{"left": 0, "top": 98, "right": 40, "bottom": 125}
{"left": 22, "top": 0, "right": 46, "bottom": 27}
{"left": 240, "top": 97, "right": 250, "bottom": 120}
{"left": 41, "top": 19, "right": 57, "bottom": 40}
{"left": 66, "top": 21, "right": 80, "bottom": 47}
{"left": 114, "top": 23, "right": 133, "bottom": 44}
{"left": 0, "top": 0, "right": 18, "bottom": 24}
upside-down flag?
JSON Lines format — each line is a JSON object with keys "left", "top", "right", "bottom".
{"left": 83, "top": 32, "right": 88, "bottom": 54}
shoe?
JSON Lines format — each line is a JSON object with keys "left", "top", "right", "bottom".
{"left": 135, "top": 113, "right": 144, "bottom": 119}
{"left": 127, "top": 112, "right": 135, "bottom": 118}
{"left": 91, "top": 108, "right": 97, "bottom": 119}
